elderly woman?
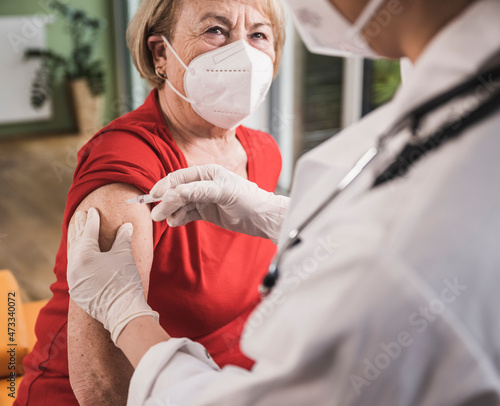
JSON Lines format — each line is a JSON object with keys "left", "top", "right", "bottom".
{"left": 15, "top": 0, "right": 285, "bottom": 405}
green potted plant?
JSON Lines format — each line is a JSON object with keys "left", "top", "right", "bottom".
{"left": 371, "top": 59, "right": 401, "bottom": 108}
{"left": 25, "top": 0, "right": 106, "bottom": 135}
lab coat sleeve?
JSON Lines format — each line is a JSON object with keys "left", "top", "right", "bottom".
{"left": 128, "top": 248, "right": 498, "bottom": 406}
{"left": 128, "top": 338, "right": 222, "bottom": 406}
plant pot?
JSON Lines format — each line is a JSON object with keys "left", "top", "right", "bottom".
{"left": 70, "top": 78, "right": 104, "bottom": 136}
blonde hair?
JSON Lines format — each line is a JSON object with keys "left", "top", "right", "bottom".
{"left": 127, "top": 0, "right": 286, "bottom": 89}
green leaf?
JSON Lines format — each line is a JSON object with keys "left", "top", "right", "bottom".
{"left": 371, "top": 60, "right": 401, "bottom": 107}
{"left": 26, "top": 1, "right": 107, "bottom": 104}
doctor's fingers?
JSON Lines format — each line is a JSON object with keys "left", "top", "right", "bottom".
{"left": 71, "top": 208, "right": 101, "bottom": 250}
{"left": 111, "top": 223, "right": 134, "bottom": 253}
{"left": 74, "top": 210, "right": 87, "bottom": 240}
{"left": 151, "top": 195, "right": 185, "bottom": 222}
{"left": 67, "top": 223, "right": 76, "bottom": 250}
{"left": 151, "top": 181, "right": 223, "bottom": 222}
{"left": 167, "top": 203, "right": 202, "bottom": 227}
{"left": 150, "top": 164, "right": 222, "bottom": 198}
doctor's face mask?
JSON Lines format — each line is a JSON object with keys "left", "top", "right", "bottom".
{"left": 285, "top": 0, "right": 386, "bottom": 58}
{"left": 161, "top": 36, "right": 274, "bottom": 130}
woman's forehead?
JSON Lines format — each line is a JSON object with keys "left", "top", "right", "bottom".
{"left": 179, "top": 0, "right": 272, "bottom": 24}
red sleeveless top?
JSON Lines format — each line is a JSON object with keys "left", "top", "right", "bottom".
{"left": 15, "top": 90, "right": 281, "bottom": 405}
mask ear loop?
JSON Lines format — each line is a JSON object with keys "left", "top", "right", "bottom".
{"left": 351, "top": 0, "right": 386, "bottom": 32}
{"left": 160, "top": 35, "right": 195, "bottom": 104}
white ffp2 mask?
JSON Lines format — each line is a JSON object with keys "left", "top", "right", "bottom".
{"left": 161, "top": 36, "right": 274, "bottom": 130}
{"left": 286, "top": 0, "right": 387, "bottom": 59}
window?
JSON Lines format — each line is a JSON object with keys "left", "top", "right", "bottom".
{"left": 112, "top": 0, "right": 150, "bottom": 114}
{"left": 301, "top": 50, "right": 344, "bottom": 154}
{"left": 271, "top": 20, "right": 402, "bottom": 191}
{"left": 363, "top": 59, "right": 402, "bottom": 114}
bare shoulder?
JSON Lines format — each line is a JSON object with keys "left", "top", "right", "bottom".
{"left": 69, "top": 183, "right": 154, "bottom": 286}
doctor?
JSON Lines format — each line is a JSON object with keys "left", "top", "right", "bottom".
{"left": 67, "top": 0, "right": 500, "bottom": 404}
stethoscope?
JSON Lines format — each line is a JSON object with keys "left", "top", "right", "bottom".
{"left": 259, "top": 63, "right": 500, "bottom": 297}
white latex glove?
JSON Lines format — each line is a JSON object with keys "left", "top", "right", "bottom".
{"left": 67, "top": 207, "right": 159, "bottom": 344}
{"left": 150, "top": 164, "right": 289, "bottom": 245}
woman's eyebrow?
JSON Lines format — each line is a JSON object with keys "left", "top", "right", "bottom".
{"left": 251, "top": 22, "right": 272, "bottom": 31}
{"left": 199, "top": 13, "right": 232, "bottom": 27}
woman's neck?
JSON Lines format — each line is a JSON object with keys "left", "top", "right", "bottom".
{"left": 157, "top": 89, "right": 248, "bottom": 178}
{"left": 157, "top": 87, "right": 236, "bottom": 143}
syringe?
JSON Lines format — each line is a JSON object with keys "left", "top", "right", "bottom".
{"left": 126, "top": 194, "right": 163, "bottom": 205}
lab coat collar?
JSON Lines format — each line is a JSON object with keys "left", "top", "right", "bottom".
{"left": 391, "top": 0, "right": 500, "bottom": 121}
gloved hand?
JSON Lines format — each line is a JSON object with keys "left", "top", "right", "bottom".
{"left": 150, "top": 164, "right": 289, "bottom": 244}
{"left": 67, "top": 207, "right": 159, "bottom": 344}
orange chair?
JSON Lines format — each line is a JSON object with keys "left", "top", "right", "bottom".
{"left": 0, "top": 270, "right": 48, "bottom": 406}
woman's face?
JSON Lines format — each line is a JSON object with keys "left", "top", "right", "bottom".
{"left": 153, "top": 0, "right": 276, "bottom": 130}
{"left": 171, "top": 0, "right": 276, "bottom": 60}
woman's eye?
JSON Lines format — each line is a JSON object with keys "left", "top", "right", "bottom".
{"left": 206, "top": 26, "right": 225, "bottom": 35}
{"left": 251, "top": 32, "right": 268, "bottom": 40}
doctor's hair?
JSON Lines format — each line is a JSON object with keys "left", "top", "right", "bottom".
{"left": 127, "top": 0, "right": 286, "bottom": 89}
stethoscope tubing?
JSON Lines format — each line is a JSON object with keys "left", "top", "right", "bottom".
{"left": 260, "top": 63, "right": 500, "bottom": 297}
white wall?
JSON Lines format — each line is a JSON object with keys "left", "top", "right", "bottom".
{"left": 0, "top": 15, "right": 53, "bottom": 125}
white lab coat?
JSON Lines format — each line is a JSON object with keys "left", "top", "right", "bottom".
{"left": 128, "top": 1, "right": 500, "bottom": 404}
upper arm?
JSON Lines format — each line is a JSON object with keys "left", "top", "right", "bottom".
{"left": 67, "top": 182, "right": 156, "bottom": 404}
{"left": 69, "top": 182, "right": 154, "bottom": 293}
{"left": 66, "top": 130, "right": 164, "bottom": 404}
